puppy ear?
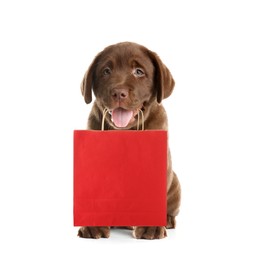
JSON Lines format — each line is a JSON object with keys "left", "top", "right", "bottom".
{"left": 148, "top": 50, "right": 175, "bottom": 103}
{"left": 80, "top": 55, "right": 100, "bottom": 104}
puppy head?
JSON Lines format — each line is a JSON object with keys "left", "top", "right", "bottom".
{"left": 81, "top": 42, "right": 174, "bottom": 128}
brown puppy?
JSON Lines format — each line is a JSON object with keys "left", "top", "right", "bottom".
{"left": 78, "top": 42, "right": 181, "bottom": 239}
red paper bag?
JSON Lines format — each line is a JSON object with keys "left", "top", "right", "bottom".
{"left": 73, "top": 130, "right": 167, "bottom": 226}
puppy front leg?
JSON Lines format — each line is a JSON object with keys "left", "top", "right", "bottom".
{"left": 133, "top": 226, "right": 167, "bottom": 239}
{"left": 78, "top": 226, "right": 110, "bottom": 239}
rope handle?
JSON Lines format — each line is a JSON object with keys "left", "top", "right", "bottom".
{"left": 101, "top": 108, "right": 144, "bottom": 131}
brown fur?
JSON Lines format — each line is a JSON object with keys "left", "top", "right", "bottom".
{"left": 78, "top": 42, "right": 181, "bottom": 239}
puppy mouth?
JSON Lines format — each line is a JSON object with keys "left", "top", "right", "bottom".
{"left": 109, "top": 107, "right": 143, "bottom": 128}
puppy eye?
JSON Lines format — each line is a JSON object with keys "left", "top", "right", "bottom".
{"left": 133, "top": 68, "right": 145, "bottom": 77}
{"left": 103, "top": 67, "right": 112, "bottom": 76}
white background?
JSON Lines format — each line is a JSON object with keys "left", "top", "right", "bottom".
{"left": 0, "top": 0, "right": 260, "bottom": 259}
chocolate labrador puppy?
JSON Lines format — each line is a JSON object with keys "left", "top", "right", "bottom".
{"left": 78, "top": 42, "right": 181, "bottom": 239}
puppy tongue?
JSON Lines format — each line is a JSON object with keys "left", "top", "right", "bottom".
{"left": 112, "top": 108, "right": 133, "bottom": 128}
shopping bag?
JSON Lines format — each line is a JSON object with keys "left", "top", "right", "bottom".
{"left": 73, "top": 130, "right": 167, "bottom": 226}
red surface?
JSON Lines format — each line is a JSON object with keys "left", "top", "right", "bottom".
{"left": 73, "top": 130, "right": 167, "bottom": 226}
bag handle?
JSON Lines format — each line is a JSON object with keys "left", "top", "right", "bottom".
{"left": 101, "top": 108, "right": 144, "bottom": 131}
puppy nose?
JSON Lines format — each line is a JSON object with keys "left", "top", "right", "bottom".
{"left": 111, "top": 88, "right": 128, "bottom": 100}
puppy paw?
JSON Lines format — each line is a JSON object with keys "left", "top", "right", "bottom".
{"left": 133, "top": 226, "right": 167, "bottom": 239}
{"left": 167, "top": 215, "right": 176, "bottom": 229}
{"left": 78, "top": 226, "right": 110, "bottom": 239}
